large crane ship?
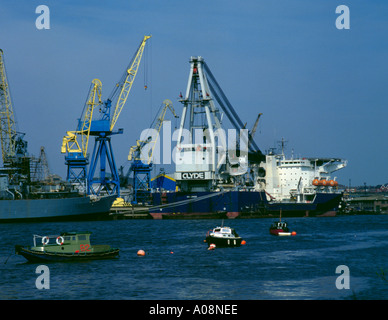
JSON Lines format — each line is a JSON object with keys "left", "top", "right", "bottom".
{"left": 150, "top": 56, "right": 268, "bottom": 219}
{"left": 0, "top": 49, "right": 116, "bottom": 222}
{"left": 149, "top": 56, "right": 347, "bottom": 218}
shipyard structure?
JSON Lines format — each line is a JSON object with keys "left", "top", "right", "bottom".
{"left": 0, "top": 37, "right": 348, "bottom": 221}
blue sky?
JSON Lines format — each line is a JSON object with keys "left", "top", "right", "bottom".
{"left": 1, "top": 0, "right": 388, "bottom": 187}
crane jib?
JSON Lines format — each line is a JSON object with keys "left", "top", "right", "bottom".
{"left": 202, "top": 62, "right": 262, "bottom": 155}
{"left": 109, "top": 35, "right": 151, "bottom": 132}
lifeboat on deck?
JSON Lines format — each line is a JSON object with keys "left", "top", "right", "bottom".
{"left": 329, "top": 180, "right": 338, "bottom": 187}
{"left": 313, "top": 179, "right": 326, "bottom": 186}
{"left": 312, "top": 179, "right": 338, "bottom": 187}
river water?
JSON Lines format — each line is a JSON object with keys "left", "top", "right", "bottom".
{"left": 1, "top": 214, "right": 388, "bottom": 300}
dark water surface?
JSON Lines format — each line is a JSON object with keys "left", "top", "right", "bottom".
{"left": 1, "top": 215, "right": 388, "bottom": 300}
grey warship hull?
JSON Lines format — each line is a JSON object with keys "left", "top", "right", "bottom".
{"left": 0, "top": 194, "right": 116, "bottom": 222}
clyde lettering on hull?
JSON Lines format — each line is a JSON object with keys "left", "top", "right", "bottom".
{"left": 181, "top": 172, "right": 205, "bottom": 179}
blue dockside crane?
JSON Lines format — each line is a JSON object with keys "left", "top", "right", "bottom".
{"left": 62, "top": 35, "right": 151, "bottom": 196}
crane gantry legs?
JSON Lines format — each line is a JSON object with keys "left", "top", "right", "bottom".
{"left": 87, "top": 136, "right": 120, "bottom": 196}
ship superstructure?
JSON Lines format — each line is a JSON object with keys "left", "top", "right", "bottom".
{"left": 256, "top": 140, "right": 347, "bottom": 216}
{"left": 258, "top": 140, "right": 347, "bottom": 203}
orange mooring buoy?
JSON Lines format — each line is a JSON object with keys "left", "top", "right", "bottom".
{"left": 291, "top": 231, "right": 297, "bottom": 236}
{"left": 137, "top": 249, "right": 146, "bottom": 256}
{"left": 241, "top": 240, "right": 247, "bottom": 245}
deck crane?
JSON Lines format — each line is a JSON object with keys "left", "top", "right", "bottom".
{"left": 127, "top": 99, "right": 178, "bottom": 204}
{"left": 61, "top": 78, "right": 102, "bottom": 190}
{"left": 87, "top": 35, "right": 151, "bottom": 196}
{"left": 237, "top": 112, "right": 263, "bottom": 154}
{"left": 0, "top": 49, "right": 29, "bottom": 179}
{"left": 249, "top": 113, "right": 262, "bottom": 141}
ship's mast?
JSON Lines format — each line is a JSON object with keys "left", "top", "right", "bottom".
{"left": 278, "top": 138, "right": 287, "bottom": 160}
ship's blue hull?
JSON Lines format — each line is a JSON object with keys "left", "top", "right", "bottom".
{"left": 0, "top": 195, "right": 117, "bottom": 222}
{"left": 266, "top": 192, "right": 343, "bottom": 217}
{"left": 150, "top": 191, "right": 342, "bottom": 219}
{"left": 150, "top": 190, "right": 268, "bottom": 219}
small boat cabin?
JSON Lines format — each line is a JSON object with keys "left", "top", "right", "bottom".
{"left": 32, "top": 231, "right": 94, "bottom": 253}
{"left": 270, "top": 221, "right": 289, "bottom": 232}
{"left": 211, "top": 227, "right": 239, "bottom": 238}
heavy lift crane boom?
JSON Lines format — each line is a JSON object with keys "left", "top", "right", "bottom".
{"left": 202, "top": 62, "right": 264, "bottom": 162}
